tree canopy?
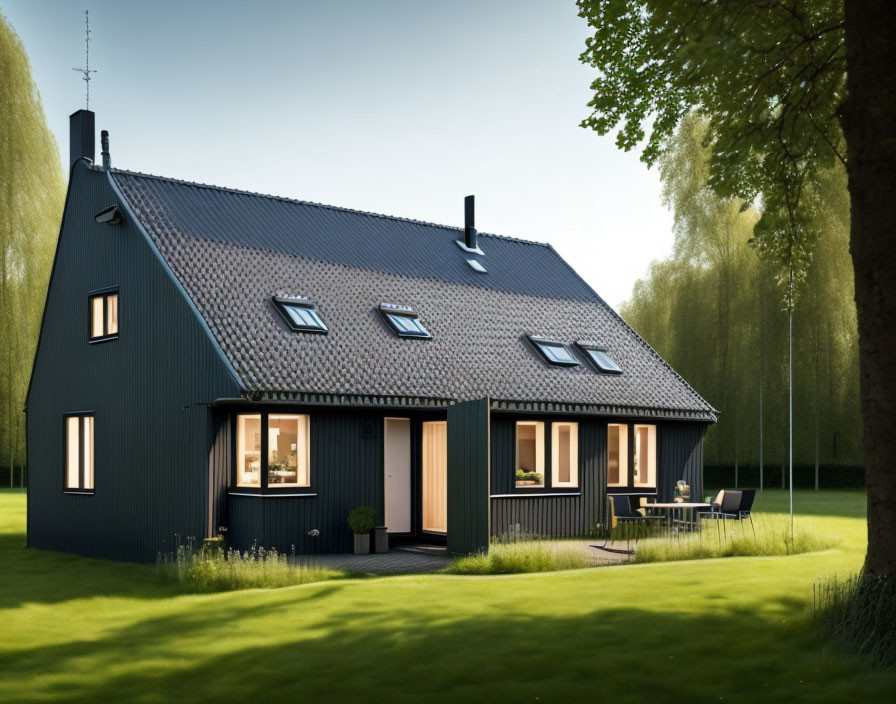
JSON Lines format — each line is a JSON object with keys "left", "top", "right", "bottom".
{"left": 0, "top": 12, "right": 65, "bottom": 484}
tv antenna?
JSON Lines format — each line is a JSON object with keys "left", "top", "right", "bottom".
{"left": 72, "top": 10, "right": 97, "bottom": 109}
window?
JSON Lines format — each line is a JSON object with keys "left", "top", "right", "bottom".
{"left": 236, "top": 412, "right": 311, "bottom": 490}
{"left": 379, "top": 303, "right": 431, "bottom": 338}
{"left": 236, "top": 414, "right": 261, "bottom": 487}
{"left": 89, "top": 290, "right": 118, "bottom": 341}
{"left": 273, "top": 296, "right": 328, "bottom": 333}
{"left": 607, "top": 423, "right": 628, "bottom": 487}
{"left": 529, "top": 336, "right": 579, "bottom": 366}
{"left": 65, "top": 415, "right": 94, "bottom": 491}
{"left": 551, "top": 422, "right": 579, "bottom": 488}
{"left": 515, "top": 421, "right": 545, "bottom": 487}
{"left": 633, "top": 424, "right": 657, "bottom": 488}
{"left": 576, "top": 342, "right": 622, "bottom": 373}
{"left": 268, "top": 414, "right": 310, "bottom": 487}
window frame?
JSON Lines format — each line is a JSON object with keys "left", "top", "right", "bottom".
{"left": 528, "top": 335, "right": 579, "bottom": 367}
{"left": 272, "top": 296, "right": 328, "bottom": 334}
{"left": 607, "top": 422, "right": 658, "bottom": 493}
{"left": 633, "top": 424, "right": 657, "bottom": 489}
{"left": 551, "top": 421, "right": 579, "bottom": 488}
{"left": 379, "top": 303, "right": 431, "bottom": 339}
{"left": 64, "top": 412, "right": 95, "bottom": 493}
{"left": 576, "top": 342, "right": 622, "bottom": 374}
{"left": 88, "top": 287, "right": 119, "bottom": 343}
{"left": 515, "top": 420, "right": 546, "bottom": 489}
{"left": 232, "top": 410, "right": 313, "bottom": 494}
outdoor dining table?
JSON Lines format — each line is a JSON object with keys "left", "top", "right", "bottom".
{"left": 645, "top": 502, "right": 713, "bottom": 533}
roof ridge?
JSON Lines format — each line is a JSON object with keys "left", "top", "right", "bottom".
{"left": 110, "top": 168, "right": 551, "bottom": 248}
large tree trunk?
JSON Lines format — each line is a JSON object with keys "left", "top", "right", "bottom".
{"left": 842, "top": 0, "right": 896, "bottom": 575}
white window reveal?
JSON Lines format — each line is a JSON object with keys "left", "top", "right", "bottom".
{"left": 633, "top": 424, "right": 657, "bottom": 488}
{"left": 607, "top": 423, "right": 628, "bottom": 487}
{"left": 515, "top": 421, "right": 545, "bottom": 487}
{"left": 65, "top": 414, "right": 94, "bottom": 491}
{"left": 551, "top": 422, "right": 579, "bottom": 488}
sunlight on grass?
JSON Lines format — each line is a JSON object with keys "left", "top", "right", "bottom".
{"left": 446, "top": 539, "right": 593, "bottom": 575}
{"left": 158, "top": 542, "right": 348, "bottom": 592}
{"left": 632, "top": 513, "right": 840, "bottom": 564}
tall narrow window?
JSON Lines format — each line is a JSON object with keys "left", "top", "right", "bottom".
{"left": 89, "top": 290, "right": 119, "bottom": 341}
{"left": 552, "top": 422, "right": 579, "bottom": 488}
{"left": 236, "top": 414, "right": 262, "bottom": 487}
{"left": 65, "top": 414, "right": 94, "bottom": 491}
{"left": 607, "top": 423, "right": 628, "bottom": 487}
{"left": 268, "top": 414, "right": 310, "bottom": 487}
{"left": 633, "top": 424, "right": 657, "bottom": 488}
{"left": 515, "top": 421, "right": 545, "bottom": 487}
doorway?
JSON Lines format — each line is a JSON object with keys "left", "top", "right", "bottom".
{"left": 384, "top": 418, "right": 411, "bottom": 533}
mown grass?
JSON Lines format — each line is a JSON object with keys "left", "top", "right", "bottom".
{"left": 159, "top": 542, "right": 348, "bottom": 592}
{"left": 446, "top": 538, "right": 593, "bottom": 574}
{"left": 2, "top": 488, "right": 894, "bottom": 703}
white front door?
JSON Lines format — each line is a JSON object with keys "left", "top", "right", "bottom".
{"left": 384, "top": 418, "right": 411, "bottom": 533}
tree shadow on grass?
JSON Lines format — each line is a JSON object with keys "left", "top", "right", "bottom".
{"left": 1, "top": 591, "right": 894, "bottom": 704}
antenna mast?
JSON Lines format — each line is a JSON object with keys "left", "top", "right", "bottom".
{"left": 72, "top": 10, "right": 97, "bottom": 109}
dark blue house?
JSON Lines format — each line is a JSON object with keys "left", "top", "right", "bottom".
{"left": 25, "top": 110, "right": 716, "bottom": 561}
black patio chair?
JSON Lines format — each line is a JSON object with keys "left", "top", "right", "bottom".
{"left": 734, "top": 489, "right": 756, "bottom": 538}
{"left": 698, "top": 490, "right": 742, "bottom": 539}
{"left": 605, "top": 495, "right": 664, "bottom": 553}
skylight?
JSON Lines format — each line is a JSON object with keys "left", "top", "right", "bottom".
{"left": 273, "top": 296, "right": 328, "bottom": 333}
{"left": 379, "top": 303, "right": 431, "bottom": 339}
{"left": 528, "top": 336, "right": 579, "bottom": 366}
{"left": 576, "top": 342, "right": 623, "bottom": 374}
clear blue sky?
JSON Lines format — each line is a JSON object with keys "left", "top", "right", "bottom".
{"left": 2, "top": 0, "right": 674, "bottom": 308}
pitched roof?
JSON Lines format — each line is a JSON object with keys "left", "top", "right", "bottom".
{"left": 110, "top": 169, "right": 716, "bottom": 420}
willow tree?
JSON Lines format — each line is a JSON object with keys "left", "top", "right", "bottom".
{"left": 578, "top": 0, "right": 894, "bottom": 579}
{"left": 0, "top": 12, "right": 65, "bottom": 485}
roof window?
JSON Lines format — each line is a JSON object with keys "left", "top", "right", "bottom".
{"left": 273, "top": 296, "right": 328, "bottom": 333}
{"left": 576, "top": 342, "right": 622, "bottom": 374}
{"left": 379, "top": 303, "right": 431, "bottom": 339}
{"left": 528, "top": 336, "right": 579, "bottom": 366}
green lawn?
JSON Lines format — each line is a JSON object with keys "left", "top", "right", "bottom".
{"left": 1, "top": 489, "right": 893, "bottom": 703}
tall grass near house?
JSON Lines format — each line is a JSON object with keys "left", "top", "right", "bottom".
{"left": 632, "top": 514, "right": 838, "bottom": 564}
{"left": 815, "top": 573, "right": 896, "bottom": 669}
{"left": 158, "top": 539, "right": 347, "bottom": 592}
{"left": 446, "top": 535, "right": 593, "bottom": 575}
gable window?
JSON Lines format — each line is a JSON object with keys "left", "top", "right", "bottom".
{"left": 633, "top": 424, "right": 657, "bottom": 488}
{"left": 379, "top": 303, "right": 431, "bottom": 338}
{"left": 515, "top": 421, "right": 545, "bottom": 487}
{"left": 236, "top": 412, "right": 311, "bottom": 490}
{"left": 551, "top": 422, "right": 579, "bottom": 488}
{"left": 529, "top": 336, "right": 579, "bottom": 366}
{"left": 273, "top": 296, "right": 328, "bottom": 333}
{"left": 89, "top": 290, "right": 118, "bottom": 341}
{"left": 577, "top": 342, "right": 622, "bottom": 374}
{"left": 65, "top": 414, "right": 94, "bottom": 491}
{"left": 607, "top": 423, "right": 628, "bottom": 487}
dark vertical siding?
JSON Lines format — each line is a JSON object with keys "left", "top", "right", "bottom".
{"left": 26, "top": 162, "right": 241, "bottom": 562}
{"left": 447, "top": 398, "right": 490, "bottom": 555}
{"left": 489, "top": 414, "right": 606, "bottom": 538}
{"left": 223, "top": 409, "right": 385, "bottom": 554}
{"left": 659, "top": 422, "right": 708, "bottom": 502}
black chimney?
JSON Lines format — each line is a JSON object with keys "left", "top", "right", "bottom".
{"left": 100, "top": 130, "right": 111, "bottom": 170}
{"left": 464, "top": 195, "right": 477, "bottom": 251}
{"left": 69, "top": 109, "right": 95, "bottom": 168}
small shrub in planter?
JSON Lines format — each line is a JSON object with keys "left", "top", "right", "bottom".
{"left": 347, "top": 505, "right": 376, "bottom": 555}
{"left": 515, "top": 468, "right": 543, "bottom": 486}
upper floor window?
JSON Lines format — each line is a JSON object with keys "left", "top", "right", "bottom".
{"left": 65, "top": 414, "right": 94, "bottom": 492}
{"left": 577, "top": 342, "right": 622, "bottom": 374}
{"left": 528, "top": 336, "right": 579, "bottom": 366}
{"left": 89, "top": 290, "right": 118, "bottom": 342}
{"left": 273, "top": 296, "right": 328, "bottom": 333}
{"left": 236, "top": 412, "right": 311, "bottom": 489}
{"left": 515, "top": 421, "right": 545, "bottom": 487}
{"left": 379, "top": 303, "right": 431, "bottom": 338}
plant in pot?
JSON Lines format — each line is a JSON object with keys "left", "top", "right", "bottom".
{"left": 515, "top": 468, "right": 543, "bottom": 486}
{"left": 347, "top": 505, "right": 376, "bottom": 555}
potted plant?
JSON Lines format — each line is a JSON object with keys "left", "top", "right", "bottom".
{"left": 347, "top": 505, "right": 376, "bottom": 555}
{"left": 515, "top": 468, "right": 543, "bottom": 486}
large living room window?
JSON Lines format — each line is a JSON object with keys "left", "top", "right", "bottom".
{"left": 551, "top": 422, "right": 579, "bottom": 488}
{"left": 607, "top": 423, "right": 628, "bottom": 487}
{"left": 515, "top": 421, "right": 545, "bottom": 488}
{"left": 236, "top": 412, "right": 311, "bottom": 490}
{"left": 633, "top": 424, "right": 657, "bottom": 488}
{"left": 65, "top": 414, "right": 94, "bottom": 491}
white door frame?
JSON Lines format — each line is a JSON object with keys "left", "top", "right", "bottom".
{"left": 383, "top": 417, "right": 411, "bottom": 534}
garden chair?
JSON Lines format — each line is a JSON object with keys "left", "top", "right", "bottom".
{"left": 734, "top": 489, "right": 756, "bottom": 538}
{"left": 602, "top": 494, "right": 664, "bottom": 553}
{"left": 698, "top": 490, "right": 742, "bottom": 539}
